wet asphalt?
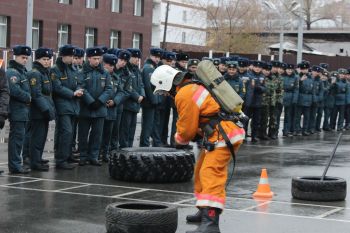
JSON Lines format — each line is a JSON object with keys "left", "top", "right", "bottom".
{"left": 0, "top": 115, "right": 350, "bottom": 233}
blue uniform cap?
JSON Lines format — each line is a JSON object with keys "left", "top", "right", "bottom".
{"left": 150, "top": 47, "right": 163, "bottom": 57}
{"left": 86, "top": 47, "right": 104, "bottom": 57}
{"left": 35, "top": 47, "right": 53, "bottom": 60}
{"left": 103, "top": 54, "right": 118, "bottom": 66}
{"left": 117, "top": 49, "right": 131, "bottom": 61}
{"left": 59, "top": 44, "right": 75, "bottom": 56}
{"left": 13, "top": 45, "right": 32, "bottom": 56}
{"left": 127, "top": 48, "right": 142, "bottom": 58}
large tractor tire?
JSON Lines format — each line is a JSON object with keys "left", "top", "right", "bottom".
{"left": 109, "top": 147, "right": 195, "bottom": 183}
{"left": 292, "top": 176, "right": 346, "bottom": 201}
{"left": 106, "top": 202, "right": 178, "bottom": 233}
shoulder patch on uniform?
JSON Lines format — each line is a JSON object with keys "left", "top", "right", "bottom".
{"left": 10, "top": 76, "right": 18, "bottom": 83}
{"left": 30, "top": 78, "right": 36, "bottom": 86}
{"left": 51, "top": 73, "right": 56, "bottom": 81}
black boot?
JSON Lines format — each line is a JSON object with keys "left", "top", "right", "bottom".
{"left": 186, "top": 209, "right": 203, "bottom": 223}
{"left": 186, "top": 207, "right": 221, "bottom": 233}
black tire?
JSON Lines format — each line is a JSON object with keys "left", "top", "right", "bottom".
{"left": 109, "top": 147, "right": 195, "bottom": 183}
{"left": 292, "top": 176, "right": 347, "bottom": 201}
{"left": 105, "top": 202, "right": 178, "bottom": 233}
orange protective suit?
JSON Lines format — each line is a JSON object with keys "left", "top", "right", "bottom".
{"left": 174, "top": 83, "right": 245, "bottom": 210}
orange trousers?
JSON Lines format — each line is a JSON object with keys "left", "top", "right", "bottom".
{"left": 194, "top": 147, "right": 239, "bottom": 210}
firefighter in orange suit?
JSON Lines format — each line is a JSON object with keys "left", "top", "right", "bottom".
{"left": 151, "top": 65, "right": 245, "bottom": 233}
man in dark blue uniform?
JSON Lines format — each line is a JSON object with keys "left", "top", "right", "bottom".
{"left": 100, "top": 53, "right": 129, "bottom": 161}
{"left": 322, "top": 71, "right": 336, "bottom": 131}
{"left": 140, "top": 47, "right": 163, "bottom": 147}
{"left": 109, "top": 50, "right": 132, "bottom": 151}
{"left": 282, "top": 64, "right": 299, "bottom": 136}
{"left": 79, "top": 47, "right": 112, "bottom": 166}
{"left": 71, "top": 47, "right": 85, "bottom": 155}
{"left": 28, "top": 48, "right": 57, "bottom": 171}
{"left": 0, "top": 67, "right": 9, "bottom": 174}
{"left": 330, "top": 68, "right": 348, "bottom": 131}
{"left": 224, "top": 62, "right": 244, "bottom": 98}
{"left": 309, "top": 66, "right": 324, "bottom": 133}
{"left": 119, "top": 48, "right": 145, "bottom": 148}
{"left": 245, "top": 61, "right": 266, "bottom": 142}
{"left": 52, "top": 45, "right": 82, "bottom": 169}
{"left": 295, "top": 62, "right": 314, "bottom": 136}
{"left": 7, "top": 45, "right": 32, "bottom": 174}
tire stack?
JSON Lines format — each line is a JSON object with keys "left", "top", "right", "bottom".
{"left": 109, "top": 147, "right": 195, "bottom": 183}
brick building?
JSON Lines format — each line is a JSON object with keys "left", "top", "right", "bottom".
{"left": 0, "top": 0, "right": 152, "bottom": 53}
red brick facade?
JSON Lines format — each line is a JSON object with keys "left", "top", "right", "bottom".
{"left": 0, "top": 0, "right": 152, "bottom": 53}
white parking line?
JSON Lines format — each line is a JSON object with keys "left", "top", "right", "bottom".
{"left": 315, "top": 207, "right": 345, "bottom": 218}
{"left": 55, "top": 184, "right": 91, "bottom": 192}
{"left": 5, "top": 179, "right": 41, "bottom": 186}
{"left": 241, "top": 200, "right": 271, "bottom": 211}
{"left": 112, "top": 189, "right": 149, "bottom": 197}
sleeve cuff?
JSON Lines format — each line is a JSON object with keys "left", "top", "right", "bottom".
{"left": 175, "top": 132, "right": 189, "bottom": 145}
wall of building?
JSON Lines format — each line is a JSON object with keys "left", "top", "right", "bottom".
{"left": 0, "top": 0, "right": 153, "bottom": 52}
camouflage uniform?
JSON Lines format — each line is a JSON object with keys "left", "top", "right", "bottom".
{"left": 260, "top": 72, "right": 277, "bottom": 139}
{"left": 274, "top": 72, "right": 284, "bottom": 136}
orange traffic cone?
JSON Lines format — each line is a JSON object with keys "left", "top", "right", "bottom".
{"left": 253, "top": 168, "right": 274, "bottom": 198}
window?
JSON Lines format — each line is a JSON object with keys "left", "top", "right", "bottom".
{"left": 0, "top": 16, "right": 8, "bottom": 48}
{"left": 110, "top": 30, "right": 121, "bottom": 48}
{"left": 134, "top": 0, "right": 143, "bottom": 16}
{"left": 32, "top": 20, "right": 42, "bottom": 50}
{"left": 183, "top": 11, "right": 187, "bottom": 23}
{"left": 86, "top": 0, "right": 98, "bottom": 8}
{"left": 132, "top": 33, "right": 142, "bottom": 49}
{"left": 85, "top": 27, "right": 97, "bottom": 48}
{"left": 58, "top": 24, "right": 70, "bottom": 48}
{"left": 111, "top": 0, "right": 121, "bottom": 13}
{"left": 58, "top": 0, "right": 71, "bottom": 4}
{"left": 182, "top": 32, "right": 186, "bottom": 43}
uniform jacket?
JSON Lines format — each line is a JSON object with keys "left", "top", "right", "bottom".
{"left": 297, "top": 74, "right": 314, "bottom": 107}
{"left": 51, "top": 57, "right": 80, "bottom": 116}
{"left": 0, "top": 68, "right": 9, "bottom": 119}
{"left": 323, "top": 80, "right": 335, "bottom": 108}
{"left": 141, "top": 59, "right": 160, "bottom": 107}
{"left": 312, "top": 76, "right": 324, "bottom": 106}
{"left": 273, "top": 72, "right": 284, "bottom": 104}
{"left": 80, "top": 62, "right": 113, "bottom": 118}
{"left": 346, "top": 81, "right": 350, "bottom": 105}
{"left": 334, "top": 79, "right": 348, "bottom": 106}
{"left": 244, "top": 71, "right": 266, "bottom": 107}
{"left": 6, "top": 60, "right": 31, "bottom": 121}
{"left": 123, "top": 63, "right": 145, "bottom": 113}
{"left": 261, "top": 74, "right": 277, "bottom": 106}
{"left": 28, "top": 61, "right": 55, "bottom": 120}
{"left": 105, "top": 67, "right": 130, "bottom": 120}
{"left": 224, "top": 73, "right": 244, "bottom": 99}
{"left": 282, "top": 73, "right": 299, "bottom": 106}
{"left": 174, "top": 83, "right": 245, "bottom": 148}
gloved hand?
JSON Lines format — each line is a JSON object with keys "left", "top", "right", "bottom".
{"left": 89, "top": 100, "right": 103, "bottom": 110}
{"left": 0, "top": 116, "right": 5, "bottom": 129}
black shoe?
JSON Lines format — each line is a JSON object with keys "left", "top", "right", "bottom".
{"left": 31, "top": 164, "right": 49, "bottom": 172}
{"left": 282, "top": 133, "right": 289, "bottom": 137}
{"left": 259, "top": 135, "right": 269, "bottom": 140}
{"left": 79, "top": 160, "right": 89, "bottom": 166}
{"left": 41, "top": 159, "right": 49, "bottom": 164}
{"left": 101, "top": 157, "right": 109, "bottom": 163}
{"left": 251, "top": 137, "right": 259, "bottom": 143}
{"left": 0, "top": 170, "right": 3, "bottom": 174}
{"left": 56, "top": 162, "right": 76, "bottom": 170}
{"left": 186, "top": 209, "right": 203, "bottom": 223}
{"left": 10, "top": 167, "right": 30, "bottom": 174}
{"left": 186, "top": 207, "right": 221, "bottom": 233}
{"left": 302, "top": 132, "right": 310, "bottom": 136}
{"left": 67, "top": 156, "right": 79, "bottom": 163}
{"left": 323, "top": 128, "right": 331, "bottom": 131}
{"left": 288, "top": 133, "right": 294, "bottom": 137}
{"left": 89, "top": 160, "right": 102, "bottom": 166}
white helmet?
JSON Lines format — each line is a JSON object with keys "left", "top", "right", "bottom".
{"left": 151, "top": 65, "right": 180, "bottom": 94}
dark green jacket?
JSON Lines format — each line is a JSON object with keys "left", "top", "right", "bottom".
{"left": 282, "top": 73, "right": 299, "bottom": 106}
{"left": 28, "top": 61, "right": 55, "bottom": 120}
{"left": 123, "top": 63, "right": 145, "bottom": 113}
{"left": 80, "top": 62, "right": 113, "bottom": 118}
{"left": 51, "top": 57, "right": 80, "bottom": 116}
{"left": 6, "top": 60, "right": 31, "bottom": 121}
{"left": 141, "top": 58, "right": 160, "bottom": 108}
